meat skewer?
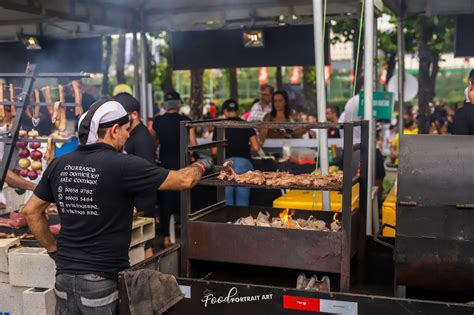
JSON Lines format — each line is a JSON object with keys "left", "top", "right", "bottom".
{"left": 72, "top": 80, "right": 84, "bottom": 117}
{"left": 52, "top": 84, "right": 67, "bottom": 131}
{"left": 9, "top": 83, "right": 16, "bottom": 117}
{"left": 33, "top": 88, "right": 41, "bottom": 119}
{"left": 218, "top": 168, "right": 342, "bottom": 188}
{"left": 0, "top": 83, "right": 5, "bottom": 119}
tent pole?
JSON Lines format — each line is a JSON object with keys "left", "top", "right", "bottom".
{"left": 397, "top": 2, "right": 405, "bottom": 134}
{"left": 364, "top": 0, "right": 374, "bottom": 232}
{"left": 140, "top": 30, "right": 148, "bottom": 123}
{"left": 132, "top": 32, "right": 140, "bottom": 101}
{"left": 313, "top": 0, "right": 330, "bottom": 211}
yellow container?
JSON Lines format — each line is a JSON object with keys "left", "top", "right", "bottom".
{"left": 381, "top": 183, "right": 397, "bottom": 237}
{"left": 273, "top": 184, "right": 360, "bottom": 212}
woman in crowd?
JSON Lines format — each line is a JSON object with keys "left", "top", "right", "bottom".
{"left": 258, "top": 90, "right": 306, "bottom": 144}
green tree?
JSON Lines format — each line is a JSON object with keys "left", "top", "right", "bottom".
{"left": 414, "top": 16, "right": 454, "bottom": 133}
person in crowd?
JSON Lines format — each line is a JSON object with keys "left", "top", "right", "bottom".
{"left": 211, "top": 99, "right": 260, "bottom": 206}
{"left": 151, "top": 91, "right": 197, "bottom": 248}
{"left": 453, "top": 70, "right": 474, "bottom": 135}
{"left": 247, "top": 84, "right": 274, "bottom": 122}
{"left": 114, "top": 92, "right": 157, "bottom": 258}
{"left": 390, "top": 117, "right": 419, "bottom": 166}
{"left": 326, "top": 105, "right": 341, "bottom": 138}
{"left": 340, "top": 77, "right": 363, "bottom": 139}
{"left": 429, "top": 107, "right": 449, "bottom": 135}
{"left": 22, "top": 99, "right": 213, "bottom": 314}
{"left": 258, "top": 90, "right": 306, "bottom": 144}
{"left": 446, "top": 106, "right": 455, "bottom": 134}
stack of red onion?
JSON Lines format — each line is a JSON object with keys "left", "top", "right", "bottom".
{"left": 17, "top": 129, "right": 43, "bottom": 180}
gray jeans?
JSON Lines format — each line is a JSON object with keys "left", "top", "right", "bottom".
{"left": 55, "top": 273, "right": 119, "bottom": 315}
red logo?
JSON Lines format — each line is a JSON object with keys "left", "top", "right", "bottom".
{"left": 283, "top": 296, "right": 320, "bottom": 312}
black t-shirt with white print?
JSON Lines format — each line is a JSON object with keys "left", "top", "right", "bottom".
{"left": 34, "top": 143, "right": 169, "bottom": 279}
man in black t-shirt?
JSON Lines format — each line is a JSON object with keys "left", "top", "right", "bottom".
{"left": 211, "top": 99, "right": 260, "bottom": 206}
{"left": 22, "top": 100, "right": 213, "bottom": 314}
{"left": 151, "top": 91, "right": 197, "bottom": 247}
{"left": 114, "top": 92, "right": 157, "bottom": 258}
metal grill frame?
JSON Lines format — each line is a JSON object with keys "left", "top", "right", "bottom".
{"left": 180, "top": 119, "right": 369, "bottom": 292}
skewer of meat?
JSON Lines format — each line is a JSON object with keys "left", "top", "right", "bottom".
{"left": 71, "top": 80, "right": 84, "bottom": 117}
{"left": 0, "top": 83, "right": 5, "bottom": 119}
{"left": 9, "top": 83, "right": 16, "bottom": 117}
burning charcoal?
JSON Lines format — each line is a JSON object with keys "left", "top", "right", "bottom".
{"left": 271, "top": 218, "right": 284, "bottom": 228}
{"left": 310, "top": 220, "right": 327, "bottom": 231}
{"left": 296, "top": 274, "right": 309, "bottom": 290}
{"left": 242, "top": 216, "right": 256, "bottom": 226}
{"left": 296, "top": 218, "right": 309, "bottom": 228}
{"left": 312, "top": 276, "right": 331, "bottom": 292}
{"left": 330, "top": 221, "right": 341, "bottom": 232}
{"left": 305, "top": 276, "right": 318, "bottom": 290}
{"left": 234, "top": 217, "right": 244, "bottom": 225}
{"left": 257, "top": 211, "right": 270, "bottom": 223}
{"left": 256, "top": 221, "right": 271, "bottom": 227}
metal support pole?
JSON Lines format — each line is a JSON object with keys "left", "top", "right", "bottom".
{"left": 180, "top": 121, "right": 191, "bottom": 276}
{"left": 313, "top": 0, "right": 330, "bottom": 211}
{"left": 132, "top": 32, "right": 140, "bottom": 100}
{"left": 147, "top": 83, "right": 153, "bottom": 118}
{"left": 139, "top": 31, "right": 148, "bottom": 123}
{"left": 397, "top": 11, "right": 405, "bottom": 134}
{"left": 364, "top": 0, "right": 375, "bottom": 233}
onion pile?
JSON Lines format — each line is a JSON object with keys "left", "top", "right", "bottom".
{"left": 17, "top": 129, "right": 43, "bottom": 180}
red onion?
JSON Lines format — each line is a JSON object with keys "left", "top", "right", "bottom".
{"left": 29, "top": 142, "right": 41, "bottom": 150}
{"left": 27, "top": 170, "right": 38, "bottom": 180}
{"left": 16, "top": 141, "right": 28, "bottom": 149}
{"left": 18, "top": 148, "right": 30, "bottom": 158}
{"left": 19, "top": 169, "right": 29, "bottom": 177}
{"left": 30, "top": 150, "right": 43, "bottom": 161}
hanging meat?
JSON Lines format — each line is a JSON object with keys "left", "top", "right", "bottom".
{"left": 71, "top": 80, "right": 84, "bottom": 117}
{"left": 52, "top": 84, "right": 66, "bottom": 131}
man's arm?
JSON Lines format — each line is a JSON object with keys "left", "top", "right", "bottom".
{"left": 249, "top": 135, "right": 260, "bottom": 152}
{"left": 6, "top": 170, "right": 36, "bottom": 191}
{"left": 159, "top": 159, "right": 214, "bottom": 191}
{"left": 22, "top": 195, "right": 56, "bottom": 253}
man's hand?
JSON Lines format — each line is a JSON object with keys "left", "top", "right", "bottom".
{"left": 194, "top": 157, "right": 215, "bottom": 174}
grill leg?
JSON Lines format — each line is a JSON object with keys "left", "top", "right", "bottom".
{"left": 340, "top": 232, "right": 350, "bottom": 292}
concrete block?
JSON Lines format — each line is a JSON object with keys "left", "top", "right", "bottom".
{"left": 0, "top": 271, "right": 9, "bottom": 283}
{"left": 23, "top": 287, "right": 56, "bottom": 315}
{"left": 142, "top": 217, "right": 155, "bottom": 242}
{"left": 0, "top": 238, "right": 20, "bottom": 272}
{"left": 129, "top": 244, "right": 145, "bottom": 266}
{"left": 0, "top": 282, "right": 29, "bottom": 314}
{"left": 130, "top": 224, "right": 143, "bottom": 247}
{"left": 9, "top": 247, "right": 56, "bottom": 289}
